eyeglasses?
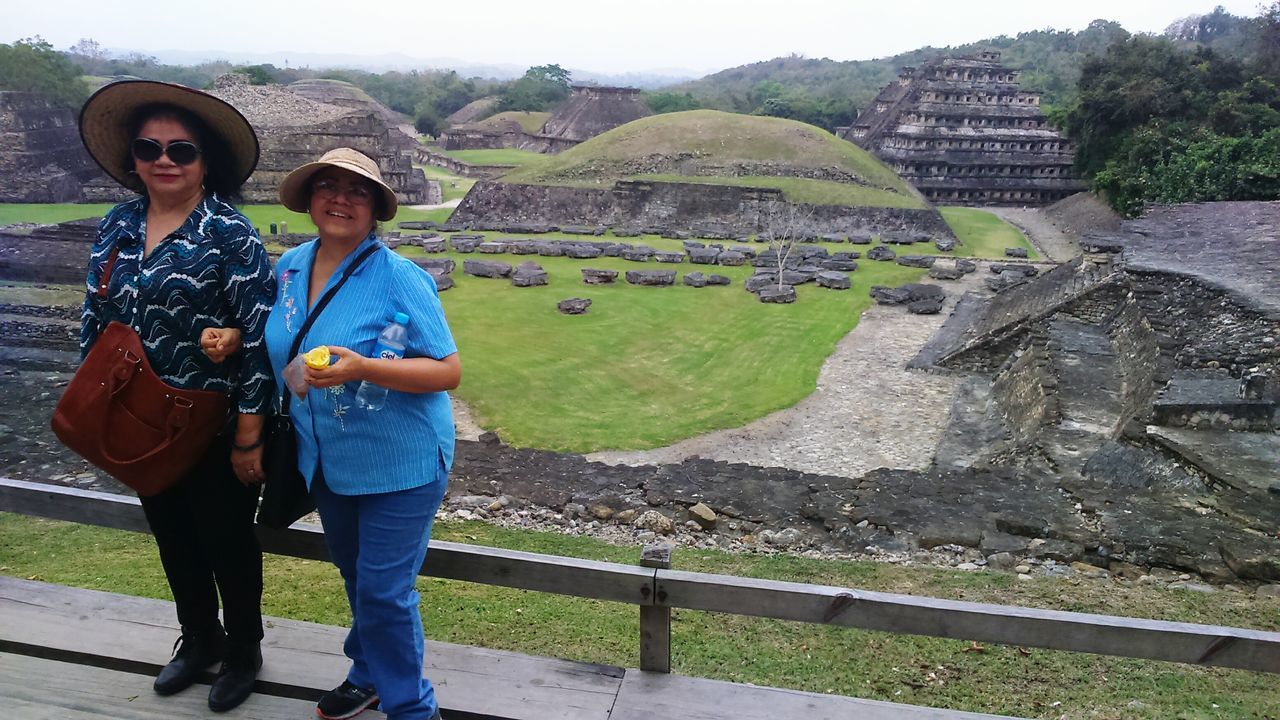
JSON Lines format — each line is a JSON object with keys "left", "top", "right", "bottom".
{"left": 312, "top": 177, "right": 375, "bottom": 204}
{"left": 131, "top": 138, "right": 202, "bottom": 166}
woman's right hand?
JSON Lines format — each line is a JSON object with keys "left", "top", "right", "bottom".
{"left": 200, "top": 327, "right": 242, "bottom": 363}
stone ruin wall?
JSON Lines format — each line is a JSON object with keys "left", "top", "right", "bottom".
{"left": 989, "top": 333, "right": 1054, "bottom": 445}
{"left": 1127, "top": 271, "right": 1280, "bottom": 379}
{"left": 244, "top": 114, "right": 430, "bottom": 204}
{"left": 1108, "top": 297, "right": 1164, "bottom": 434}
{"left": 0, "top": 92, "right": 106, "bottom": 203}
{"left": 451, "top": 179, "right": 955, "bottom": 237}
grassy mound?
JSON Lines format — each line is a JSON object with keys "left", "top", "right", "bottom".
{"left": 475, "top": 111, "right": 551, "bottom": 134}
{"left": 501, "top": 110, "right": 922, "bottom": 209}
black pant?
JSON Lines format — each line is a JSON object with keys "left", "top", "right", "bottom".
{"left": 139, "top": 435, "right": 264, "bottom": 644}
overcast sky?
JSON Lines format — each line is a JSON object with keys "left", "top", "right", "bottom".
{"left": 5, "top": 0, "right": 1269, "bottom": 76}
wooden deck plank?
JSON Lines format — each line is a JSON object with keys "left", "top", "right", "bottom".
{"left": 0, "top": 577, "right": 621, "bottom": 720}
{"left": 0, "top": 652, "right": 377, "bottom": 719}
{"left": 608, "top": 670, "right": 1025, "bottom": 720}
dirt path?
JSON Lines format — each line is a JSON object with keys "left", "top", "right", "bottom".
{"left": 986, "top": 206, "right": 1080, "bottom": 262}
{"left": 587, "top": 272, "right": 988, "bottom": 478}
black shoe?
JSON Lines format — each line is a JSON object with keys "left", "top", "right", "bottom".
{"left": 154, "top": 625, "right": 227, "bottom": 696}
{"left": 207, "top": 642, "right": 262, "bottom": 712}
{"left": 315, "top": 680, "right": 379, "bottom": 719}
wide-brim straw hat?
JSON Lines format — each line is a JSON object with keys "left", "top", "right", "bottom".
{"left": 79, "top": 80, "right": 259, "bottom": 194}
{"left": 278, "top": 148, "right": 398, "bottom": 221}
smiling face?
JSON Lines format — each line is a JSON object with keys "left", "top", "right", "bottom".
{"left": 308, "top": 167, "right": 377, "bottom": 246}
{"left": 133, "top": 116, "right": 206, "bottom": 205}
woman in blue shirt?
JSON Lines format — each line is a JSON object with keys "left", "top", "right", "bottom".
{"left": 78, "top": 80, "right": 275, "bottom": 712}
{"left": 265, "top": 148, "right": 460, "bottom": 720}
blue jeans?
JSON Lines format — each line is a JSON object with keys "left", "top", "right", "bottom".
{"left": 313, "top": 471, "right": 447, "bottom": 720}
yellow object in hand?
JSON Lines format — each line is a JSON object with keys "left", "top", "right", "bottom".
{"left": 303, "top": 346, "right": 331, "bottom": 369}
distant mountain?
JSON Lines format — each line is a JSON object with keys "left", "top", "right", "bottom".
{"left": 663, "top": 21, "right": 1131, "bottom": 113}
{"left": 128, "top": 48, "right": 696, "bottom": 86}
{"left": 663, "top": 9, "right": 1260, "bottom": 114}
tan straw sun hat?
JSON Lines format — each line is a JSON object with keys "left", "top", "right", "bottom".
{"left": 278, "top": 148, "right": 398, "bottom": 221}
{"left": 79, "top": 80, "right": 259, "bottom": 194}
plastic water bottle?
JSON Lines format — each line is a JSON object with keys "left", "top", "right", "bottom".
{"left": 355, "top": 312, "right": 409, "bottom": 411}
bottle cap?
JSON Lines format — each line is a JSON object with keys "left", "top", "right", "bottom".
{"left": 394, "top": 311, "right": 410, "bottom": 324}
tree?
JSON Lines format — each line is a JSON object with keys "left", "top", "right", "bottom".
{"left": 1255, "top": 1, "right": 1280, "bottom": 79}
{"left": 233, "top": 64, "right": 277, "bottom": 85}
{"left": 0, "top": 37, "right": 89, "bottom": 107}
{"left": 499, "top": 64, "right": 571, "bottom": 112}
{"left": 645, "top": 91, "right": 700, "bottom": 114}
{"left": 758, "top": 204, "right": 818, "bottom": 296}
{"left": 68, "top": 38, "right": 109, "bottom": 75}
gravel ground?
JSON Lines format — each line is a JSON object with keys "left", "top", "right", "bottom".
{"left": 985, "top": 206, "right": 1081, "bottom": 262}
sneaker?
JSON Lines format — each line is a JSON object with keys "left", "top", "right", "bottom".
{"left": 154, "top": 624, "right": 227, "bottom": 696}
{"left": 316, "top": 680, "right": 379, "bottom": 720}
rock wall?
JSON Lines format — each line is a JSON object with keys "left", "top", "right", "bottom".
{"left": 990, "top": 335, "right": 1053, "bottom": 445}
{"left": 0, "top": 92, "right": 105, "bottom": 203}
{"left": 452, "top": 180, "right": 954, "bottom": 237}
{"left": 1128, "top": 271, "right": 1280, "bottom": 378}
{"left": 209, "top": 74, "right": 431, "bottom": 205}
{"left": 1108, "top": 297, "right": 1164, "bottom": 433}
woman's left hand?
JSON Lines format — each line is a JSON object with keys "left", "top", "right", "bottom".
{"left": 231, "top": 445, "right": 264, "bottom": 486}
{"left": 304, "top": 345, "right": 368, "bottom": 389}
{"left": 200, "top": 327, "right": 242, "bottom": 363}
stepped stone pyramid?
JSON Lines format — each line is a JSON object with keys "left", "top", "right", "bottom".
{"left": 840, "top": 51, "right": 1084, "bottom": 205}
{"left": 539, "top": 85, "right": 652, "bottom": 143}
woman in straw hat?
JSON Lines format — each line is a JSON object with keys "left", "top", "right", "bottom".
{"left": 79, "top": 80, "right": 275, "bottom": 712}
{"left": 265, "top": 147, "right": 460, "bottom": 720}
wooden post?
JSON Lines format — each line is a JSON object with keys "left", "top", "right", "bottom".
{"left": 639, "top": 543, "right": 672, "bottom": 673}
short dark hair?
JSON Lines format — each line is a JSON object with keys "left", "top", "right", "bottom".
{"left": 127, "top": 103, "right": 245, "bottom": 202}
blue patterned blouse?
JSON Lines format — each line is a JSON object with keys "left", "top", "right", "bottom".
{"left": 80, "top": 193, "right": 277, "bottom": 415}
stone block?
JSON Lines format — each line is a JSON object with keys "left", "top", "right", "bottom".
{"left": 625, "top": 270, "right": 676, "bottom": 286}
{"left": 867, "top": 245, "right": 897, "bottom": 261}
{"left": 816, "top": 271, "right": 851, "bottom": 290}
{"left": 683, "top": 272, "right": 707, "bottom": 288}
{"left": 757, "top": 286, "right": 797, "bottom": 304}
{"left": 581, "top": 268, "right": 618, "bottom": 284}
{"left": 557, "top": 298, "right": 592, "bottom": 315}
{"left": 462, "top": 259, "right": 512, "bottom": 278}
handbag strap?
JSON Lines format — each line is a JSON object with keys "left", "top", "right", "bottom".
{"left": 96, "top": 246, "right": 121, "bottom": 298}
{"left": 281, "top": 242, "right": 382, "bottom": 414}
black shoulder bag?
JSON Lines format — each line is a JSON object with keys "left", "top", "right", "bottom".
{"left": 258, "top": 243, "right": 381, "bottom": 529}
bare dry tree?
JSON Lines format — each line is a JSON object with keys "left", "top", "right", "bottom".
{"left": 759, "top": 203, "right": 818, "bottom": 292}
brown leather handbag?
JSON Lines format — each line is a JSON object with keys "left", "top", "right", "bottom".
{"left": 51, "top": 248, "right": 230, "bottom": 496}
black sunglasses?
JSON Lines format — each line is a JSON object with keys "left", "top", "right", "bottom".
{"left": 131, "top": 138, "right": 202, "bottom": 166}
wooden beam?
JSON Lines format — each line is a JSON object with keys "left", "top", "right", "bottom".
{"left": 638, "top": 544, "right": 672, "bottom": 673}
{"left": 654, "top": 569, "right": 1280, "bottom": 674}
{"left": 6, "top": 477, "right": 1280, "bottom": 674}
{"left": 0, "top": 478, "right": 654, "bottom": 606}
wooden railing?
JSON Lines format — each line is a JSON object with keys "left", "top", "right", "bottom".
{"left": 3, "top": 477, "right": 1278, "bottom": 675}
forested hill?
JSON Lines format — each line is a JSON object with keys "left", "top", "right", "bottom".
{"left": 660, "top": 8, "right": 1259, "bottom": 128}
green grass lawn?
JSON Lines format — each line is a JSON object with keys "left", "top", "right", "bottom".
{"left": 941, "top": 207, "right": 1039, "bottom": 260}
{"left": 418, "top": 165, "right": 476, "bottom": 203}
{"left": 629, "top": 174, "right": 924, "bottom": 209}
{"left": 0, "top": 203, "right": 450, "bottom": 237}
{"left": 410, "top": 238, "right": 925, "bottom": 452}
{"left": 2, "top": 204, "right": 1029, "bottom": 452}
{"left": 438, "top": 148, "right": 547, "bottom": 168}
{"left": 2, "top": 513, "right": 1276, "bottom": 720}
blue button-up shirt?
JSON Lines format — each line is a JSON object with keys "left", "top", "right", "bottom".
{"left": 264, "top": 234, "right": 457, "bottom": 496}
{"left": 81, "top": 193, "right": 276, "bottom": 414}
